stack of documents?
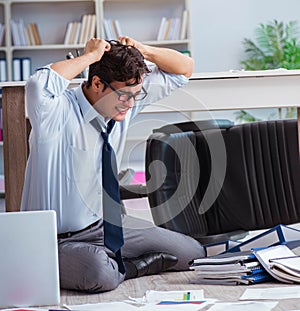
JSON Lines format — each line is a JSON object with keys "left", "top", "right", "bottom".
{"left": 190, "top": 250, "right": 273, "bottom": 285}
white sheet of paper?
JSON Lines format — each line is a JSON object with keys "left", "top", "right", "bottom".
{"left": 140, "top": 301, "right": 209, "bottom": 311}
{"left": 240, "top": 286, "right": 300, "bottom": 300}
{"left": 68, "top": 302, "right": 139, "bottom": 310}
{"left": 207, "top": 301, "right": 278, "bottom": 311}
{"left": 69, "top": 300, "right": 209, "bottom": 311}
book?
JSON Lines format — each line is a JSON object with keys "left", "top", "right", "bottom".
{"left": 0, "top": 58, "right": 6, "bottom": 82}
{"left": 103, "top": 19, "right": 117, "bottom": 40}
{"left": 73, "top": 22, "right": 82, "bottom": 44}
{"left": 68, "top": 22, "right": 78, "bottom": 45}
{"left": 254, "top": 244, "right": 300, "bottom": 284}
{"left": 0, "top": 24, "right": 5, "bottom": 46}
{"left": 164, "top": 18, "right": 172, "bottom": 40}
{"left": 26, "top": 23, "right": 35, "bottom": 45}
{"left": 114, "top": 20, "right": 122, "bottom": 38}
{"left": 83, "top": 14, "right": 92, "bottom": 43}
{"left": 10, "top": 20, "right": 21, "bottom": 46}
{"left": 63, "top": 22, "right": 73, "bottom": 45}
{"left": 227, "top": 224, "right": 300, "bottom": 253}
{"left": 78, "top": 14, "right": 86, "bottom": 44}
{"left": 180, "top": 9, "right": 188, "bottom": 40}
{"left": 17, "top": 19, "right": 27, "bottom": 46}
{"left": 88, "top": 15, "right": 96, "bottom": 40}
{"left": 30, "top": 23, "right": 41, "bottom": 45}
{"left": 157, "top": 17, "right": 167, "bottom": 41}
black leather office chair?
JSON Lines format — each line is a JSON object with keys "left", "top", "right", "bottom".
{"left": 145, "top": 119, "right": 300, "bottom": 244}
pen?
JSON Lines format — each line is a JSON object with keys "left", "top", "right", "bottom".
{"left": 66, "top": 52, "right": 75, "bottom": 60}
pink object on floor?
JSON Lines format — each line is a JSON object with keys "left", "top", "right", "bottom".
{"left": 131, "top": 171, "right": 146, "bottom": 185}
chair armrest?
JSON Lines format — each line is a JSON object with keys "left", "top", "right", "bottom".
{"left": 120, "top": 184, "right": 148, "bottom": 200}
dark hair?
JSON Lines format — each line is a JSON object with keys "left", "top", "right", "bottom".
{"left": 86, "top": 40, "right": 151, "bottom": 88}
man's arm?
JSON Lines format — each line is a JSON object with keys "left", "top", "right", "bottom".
{"left": 119, "top": 36, "right": 194, "bottom": 78}
{"left": 50, "top": 38, "right": 111, "bottom": 80}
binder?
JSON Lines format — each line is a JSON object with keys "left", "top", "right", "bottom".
{"left": 21, "top": 57, "right": 31, "bottom": 80}
{"left": 192, "top": 268, "right": 272, "bottom": 285}
{"left": 12, "top": 57, "right": 21, "bottom": 81}
{"left": 0, "top": 58, "right": 6, "bottom": 82}
{"left": 254, "top": 244, "right": 300, "bottom": 284}
{"left": 241, "top": 271, "right": 273, "bottom": 284}
{"left": 227, "top": 224, "right": 300, "bottom": 253}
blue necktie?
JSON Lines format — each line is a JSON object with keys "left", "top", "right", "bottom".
{"left": 101, "top": 119, "right": 125, "bottom": 274}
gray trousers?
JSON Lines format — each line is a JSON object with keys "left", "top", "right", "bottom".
{"left": 58, "top": 214, "right": 205, "bottom": 293}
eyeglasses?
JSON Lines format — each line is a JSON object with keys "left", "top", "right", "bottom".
{"left": 101, "top": 79, "right": 148, "bottom": 102}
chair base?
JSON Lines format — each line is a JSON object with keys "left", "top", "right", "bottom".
{"left": 196, "top": 230, "right": 249, "bottom": 245}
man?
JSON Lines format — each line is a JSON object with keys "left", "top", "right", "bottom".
{"left": 21, "top": 37, "right": 205, "bottom": 292}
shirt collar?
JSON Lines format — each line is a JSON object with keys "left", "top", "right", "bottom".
{"left": 75, "top": 82, "right": 110, "bottom": 131}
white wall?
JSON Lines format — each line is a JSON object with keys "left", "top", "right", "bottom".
{"left": 190, "top": 0, "right": 300, "bottom": 72}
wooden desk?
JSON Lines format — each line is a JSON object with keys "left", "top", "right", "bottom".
{"left": 1, "top": 69, "right": 300, "bottom": 212}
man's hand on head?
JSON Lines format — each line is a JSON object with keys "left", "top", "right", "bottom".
{"left": 84, "top": 38, "right": 111, "bottom": 63}
{"left": 118, "top": 36, "right": 147, "bottom": 58}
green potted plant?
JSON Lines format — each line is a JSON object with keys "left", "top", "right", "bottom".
{"left": 240, "top": 19, "right": 300, "bottom": 120}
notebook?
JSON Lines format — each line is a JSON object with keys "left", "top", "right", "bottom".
{"left": 0, "top": 210, "right": 60, "bottom": 308}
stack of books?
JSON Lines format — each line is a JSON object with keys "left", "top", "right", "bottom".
{"left": 156, "top": 10, "right": 188, "bottom": 41}
{"left": 10, "top": 20, "right": 41, "bottom": 46}
{"left": 190, "top": 251, "right": 273, "bottom": 285}
{"left": 64, "top": 14, "right": 96, "bottom": 45}
{"left": 103, "top": 19, "right": 122, "bottom": 40}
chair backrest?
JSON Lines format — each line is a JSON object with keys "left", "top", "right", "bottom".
{"left": 2, "top": 85, "right": 30, "bottom": 212}
{"left": 146, "top": 119, "right": 300, "bottom": 243}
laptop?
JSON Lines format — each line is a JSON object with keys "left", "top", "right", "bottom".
{"left": 0, "top": 210, "right": 60, "bottom": 308}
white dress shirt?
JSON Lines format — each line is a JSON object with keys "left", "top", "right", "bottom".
{"left": 21, "top": 62, "right": 188, "bottom": 234}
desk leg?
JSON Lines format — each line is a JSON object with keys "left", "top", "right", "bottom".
{"left": 2, "top": 86, "right": 27, "bottom": 212}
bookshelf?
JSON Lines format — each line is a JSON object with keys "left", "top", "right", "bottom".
{"left": 101, "top": 0, "right": 191, "bottom": 53}
{"left": 0, "top": 0, "right": 191, "bottom": 81}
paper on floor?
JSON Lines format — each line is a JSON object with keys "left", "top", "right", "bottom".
{"left": 207, "top": 301, "right": 278, "bottom": 311}
{"left": 240, "top": 286, "right": 300, "bottom": 300}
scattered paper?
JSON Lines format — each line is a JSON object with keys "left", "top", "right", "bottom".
{"left": 68, "top": 302, "right": 138, "bottom": 310}
{"left": 141, "top": 301, "right": 209, "bottom": 311}
{"left": 142, "top": 289, "right": 205, "bottom": 303}
{"left": 240, "top": 286, "right": 300, "bottom": 300}
{"left": 69, "top": 300, "right": 209, "bottom": 311}
{"left": 207, "top": 301, "right": 278, "bottom": 311}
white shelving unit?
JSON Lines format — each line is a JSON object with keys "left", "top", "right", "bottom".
{"left": 0, "top": 0, "right": 191, "bottom": 81}
{"left": 100, "top": 0, "right": 191, "bottom": 52}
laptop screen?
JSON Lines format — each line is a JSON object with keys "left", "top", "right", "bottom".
{"left": 0, "top": 210, "right": 60, "bottom": 308}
